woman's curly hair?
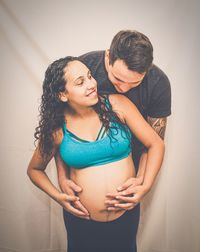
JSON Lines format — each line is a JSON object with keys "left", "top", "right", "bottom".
{"left": 35, "top": 56, "right": 130, "bottom": 160}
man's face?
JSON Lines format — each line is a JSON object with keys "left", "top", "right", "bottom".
{"left": 107, "top": 59, "right": 146, "bottom": 93}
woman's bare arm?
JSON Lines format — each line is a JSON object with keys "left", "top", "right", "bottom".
{"left": 27, "top": 140, "right": 90, "bottom": 219}
{"left": 111, "top": 94, "right": 165, "bottom": 189}
{"left": 105, "top": 94, "right": 165, "bottom": 210}
{"left": 27, "top": 146, "right": 63, "bottom": 202}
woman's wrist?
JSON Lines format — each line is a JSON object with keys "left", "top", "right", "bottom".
{"left": 54, "top": 191, "right": 62, "bottom": 202}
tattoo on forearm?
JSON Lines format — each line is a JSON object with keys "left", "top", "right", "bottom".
{"left": 147, "top": 117, "right": 167, "bottom": 140}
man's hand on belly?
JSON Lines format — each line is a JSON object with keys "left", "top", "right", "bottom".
{"left": 105, "top": 177, "right": 149, "bottom": 211}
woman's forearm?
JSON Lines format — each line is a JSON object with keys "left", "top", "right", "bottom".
{"left": 27, "top": 169, "right": 61, "bottom": 203}
{"left": 142, "top": 141, "right": 165, "bottom": 190}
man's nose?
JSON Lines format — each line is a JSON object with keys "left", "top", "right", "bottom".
{"left": 118, "top": 83, "right": 130, "bottom": 92}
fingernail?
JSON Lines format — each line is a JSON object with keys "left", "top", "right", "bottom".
{"left": 117, "top": 187, "right": 122, "bottom": 191}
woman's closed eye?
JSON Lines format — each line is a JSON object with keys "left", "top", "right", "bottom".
{"left": 76, "top": 78, "right": 84, "bottom": 86}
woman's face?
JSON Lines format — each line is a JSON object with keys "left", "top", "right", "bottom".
{"left": 61, "top": 60, "right": 98, "bottom": 109}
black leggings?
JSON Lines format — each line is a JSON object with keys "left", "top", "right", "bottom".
{"left": 63, "top": 204, "right": 140, "bottom": 252}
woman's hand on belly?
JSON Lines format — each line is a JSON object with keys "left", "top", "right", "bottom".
{"left": 58, "top": 178, "right": 91, "bottom": 219}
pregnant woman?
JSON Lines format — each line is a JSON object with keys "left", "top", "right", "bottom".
{"left": 27, "top": 56, "right": 164, "bottom": 252}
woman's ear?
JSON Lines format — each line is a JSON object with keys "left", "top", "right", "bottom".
{"left": 59, "top": 91, "right": 68, "bottom": 102}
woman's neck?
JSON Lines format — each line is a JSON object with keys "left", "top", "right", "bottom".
{"left": 66, "top": 106, "right": 97, "bottom": 120}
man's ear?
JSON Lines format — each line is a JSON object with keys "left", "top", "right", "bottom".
{"left": 59, "top": 91, "right": 68, "bottom": 102}
{"left": 105, "top": 49, "right": 110, "bottom": 58}
{"left": 105, "top": 49, "right": 110, "bottom": 66}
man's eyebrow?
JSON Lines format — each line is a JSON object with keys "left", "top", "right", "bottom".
{"left": 114, "top": 75, "right": 124, "bottom": 82}
{"left": 113, "top": 74, "right": 142, "bottom": 84}
{"left": 87, "top": 70, "right": 91, "bottom": 76}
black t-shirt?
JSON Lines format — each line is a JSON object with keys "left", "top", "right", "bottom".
{"left": 79, "top": 50, "right": 171, "bottom": 169}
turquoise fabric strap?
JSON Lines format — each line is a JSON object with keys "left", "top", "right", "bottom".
{"left": 64, "top": 123, "right": 106, "bottom": 143}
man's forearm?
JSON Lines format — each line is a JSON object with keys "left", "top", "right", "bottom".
{"left": 140, "top": 116, "right": 167, "bottom": 186}
{"left": 136, "top": 152, "right": 147, "bottom": 182}
{"left": 54, "top": 153, "right": 70, "bottom": 189}
{"left": 142, "top": 142, "right": 165, "bottom": 190}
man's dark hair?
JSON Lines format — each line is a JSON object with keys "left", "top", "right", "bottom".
{"left": 109, "top": 30, "right": 153, "bottom": 73}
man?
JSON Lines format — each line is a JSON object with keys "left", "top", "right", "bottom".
{"left": 55, "top": 30, "right": 171, "bottom": 219}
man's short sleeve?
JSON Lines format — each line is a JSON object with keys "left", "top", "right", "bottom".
{"left": 147, "top": 74, "right": 171, "bottom": 118}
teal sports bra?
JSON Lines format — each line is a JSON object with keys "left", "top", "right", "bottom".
{"left": 59, "top": 97, "right": 132, "bottom": 169}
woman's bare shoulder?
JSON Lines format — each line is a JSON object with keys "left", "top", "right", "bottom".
{"left": 108, "top": 94, "right": 136, "bottom": 111}
{"left": 107, "top": 94, "right": 127, "bottom": 122}
{"left": 108, "top": 94, "right": 139, "bottom": 122}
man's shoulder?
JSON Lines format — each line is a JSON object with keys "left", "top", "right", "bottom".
{"left": 78, "top": 50, "right": 105, "bottom": 63}
{"left": 146, "top": 64, "right": 170, "bottom": 88}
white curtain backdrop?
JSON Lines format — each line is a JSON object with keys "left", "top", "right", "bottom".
{"left": 0, "top": 0, "right": 199, "bottom": 251}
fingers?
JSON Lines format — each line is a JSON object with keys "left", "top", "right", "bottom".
{"left": 107, "top": 201, "right": 136, "bottom": 211}
{"left": 59, "top": 193, "right": 90, "bottom": 219}
{"left": 105, "top": 193, "right": 139, "bottom": 211}
{"left": 69, "top": 180, "right": 82, "bottom": 193}
{"left": 115, "top": 194, "right": 140, "bottom": 206}
{"left": 66, "top": 203, "right": 90, "bottom": 220}
{"left": 117, "top": 177, "right": 133, "bottom": 191}
{"left": 105, "top": 199, "right": 120, "bottom": 206}
{"left": 105, "top": 198, "right": 135, "bottom": 211}
{"left": 61, "top": 180, "right": 82, "bottom": 195}
{"left": 65, "top": 194, "right": 79, "bottom": 202}
{"left": 116, "top": 196, "right": 139, "bottom": 205}
{"left": 116, "top": 177, "right": 143, "bottom": 193}
{"left": 106, "top": 192, "right": 121, "bottom": 198}
{"left": 115, "top": 195, "right": 135, "bottom": 203}
{"left": 74, "top": 200, "right": 90, "bottom": 215}
{"left": 119, "top": 186, "right": 136, "bottom": 196}
{"left": 106, "top": 191, "right": 133, "bottom": 198}
{"left": 107, "top": 207, "right": 126, "bottom": 211}
{"left": 107, "top": 184, "right": 140, "bottom": 198}
{"left": 114, "top": 202, "right": 134, "bottom": 210}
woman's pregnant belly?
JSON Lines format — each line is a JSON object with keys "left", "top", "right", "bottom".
{"left": 70, "top": 154, "right": 136, "bottom": 222}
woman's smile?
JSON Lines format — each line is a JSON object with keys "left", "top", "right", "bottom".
{"left": 86, "top": 89, "right": 97, "bottom": 97}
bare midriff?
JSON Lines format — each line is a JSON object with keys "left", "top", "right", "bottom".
{"left": 69, "top": 154, "right": 136, "bottom": 222}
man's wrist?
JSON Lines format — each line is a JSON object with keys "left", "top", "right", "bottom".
{"left": 142, "top": 181, "right": 152, "bottom": 192}
{"left": 136, "top": 175, "right": 144, "bottom": 184}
